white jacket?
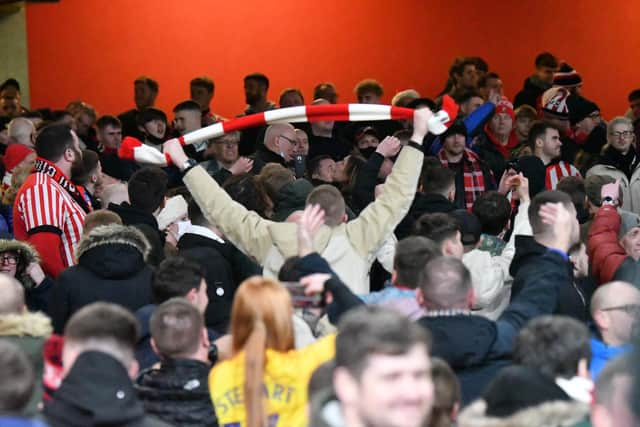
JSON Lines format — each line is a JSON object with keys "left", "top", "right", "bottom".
{"left": 462, "top": 201, "right": 533, "bottom": 320}
{"left": 587, "top": 163, "right": 640, "bottom": 215}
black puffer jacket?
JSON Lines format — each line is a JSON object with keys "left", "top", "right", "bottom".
{"left": 135, "top": 358, "right": 217, "bottom": 427}
{"left": 50, "top": 224, "right": 154, "bottom": 333}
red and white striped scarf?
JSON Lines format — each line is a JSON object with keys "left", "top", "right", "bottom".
{"left": 439, "top": 149, "right": 486, "bottom": 210}
{"left": 545, "top": 161, "right": 581, "bottom": 190}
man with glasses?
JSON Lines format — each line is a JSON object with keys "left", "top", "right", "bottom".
{"left": 589, "top": 281, "right": 640, "bottom": 379}
{"left": 252, "top": 123, "right": 297, "bottom": 173}
{"left": 587, "top": 116, "right": 640, "bottom": 213}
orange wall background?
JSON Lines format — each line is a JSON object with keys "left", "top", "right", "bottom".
{"left": 25, "top": 0, "right": 640, "bottom": 120}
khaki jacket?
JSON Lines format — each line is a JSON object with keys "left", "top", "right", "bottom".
{"left": 184, "top": 146, "right": 423, "bottom": 294}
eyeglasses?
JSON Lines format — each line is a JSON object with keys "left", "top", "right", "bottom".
{"left": 600, "top": 304, "right": 640, "bottom": 315}
{"left": 279, "top": 135, "right": 297, "bottom": 145}
{"left": 0, "top": 255, "right": 18, "bottom": 265}
{"left": 611, "top": 131, "right": 635, "bottom": 139}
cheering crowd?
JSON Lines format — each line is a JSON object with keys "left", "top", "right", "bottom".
{"left": 1, "top": 51, "right": 640, "bottom": 427}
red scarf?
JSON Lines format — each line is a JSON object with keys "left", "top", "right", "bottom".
{"left": 439, "top": 149, "right": 486, "bottom": 210}
{"left": 484, "top": 123, "right": 520, "bottom": 159}
{"left": 34, "top": 158, "right": 92, "bottom": 214}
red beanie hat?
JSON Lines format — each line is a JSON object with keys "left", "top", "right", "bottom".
{"left": 4, "top": 143, "right": 34, "bottom": 172}
{"left": 494, "top": 98, "right": 515, "bottom": 121}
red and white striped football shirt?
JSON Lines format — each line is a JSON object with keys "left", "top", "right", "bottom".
{"left": 13, "top": 171, "right": 86, "bottom": 269}
{"left": 545, "top": 161, "right": 581, "bottom": 190}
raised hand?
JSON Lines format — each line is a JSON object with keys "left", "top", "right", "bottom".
{"left": 539, "top": 202, "right": 574, "bottom": 252}
{"left": 412, "top": 107, "right": 434, "bottom": 140}
{"left": 376, "top": 136, "right": 402, "bottom": 158}
{"left": 228, "top": 157, "right": 254, "bottom": 175}
{"left": 162, "top": 138, "right": 189, "bottom": 169}
{"left": 297, "top": 204, "right": 325, "bottom": 257}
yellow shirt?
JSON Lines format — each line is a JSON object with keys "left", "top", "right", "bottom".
{"left": 209, "top": 334, "right": 335, "bottom": 427}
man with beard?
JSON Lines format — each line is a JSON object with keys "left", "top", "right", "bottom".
{"left": 13, "top": 124, "right": 90, "bottom": 278}
{"left": 238, "top": 72, "right": 277, "bottom": 156}
{"left": 587, "top": 117, "right": 640, "bottom": 214}
{"left": 529, "top": 121, "right": 581, "bottom": 190}
{"left": 437, "top": 121, "right": 495, "bottom": 210}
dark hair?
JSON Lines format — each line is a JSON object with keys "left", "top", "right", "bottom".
{"left": 0, "top": 78, "right": 20, "bottom": 92}
{"left": 419, "top": 257, "right": 471, "bottom": 310}
{"left": 51, "top": 110, "right": 72, "bottom": 122}
{"left": 556, "top": 176, "right": 586, "bottom": 212}
{"left": 136, "top": 107, "right": 167, "bottom": 127}
{"left": 223, "top": 174, "right": 269, "bottom": 218}
{"left": 64, "top": 302, "right": 139, "bottom": 352}
{"left": 471, "top": 57, "right": 489, "bottom": 73}
{"left": 628, "top": 89, "right": 640, "bottom": 103}
{"left": 134, "top": 75, "right": 159, "bottom": 93}
{"left": 354, "top": 79, "right": 383, "bottom": 97}
{"left": 394, "top": 236, "right": 441, "bottom": 289}
{"left": 527, "top": 120, "right": 559, "bottom": 151}
{"left": 454, "top": 89, "right": 482, "bottom": 105}
{"left": 478, "top": 72, "right": 501, "bottom": 89}
{"left": 96, "top": 115, "right": 121, "bottom": 130}
{"left": 72, "top": 150, "right": 100, "bottom": 186}
{"left": 190, "top": 76, "right": 214, "bottom": 93}
{"left": 308, "top": 361, "right": 335, "bottom": 399}
{"left": 150, "top": 297, "right": 204, "bottom": 358}
{"left": 279, "top": 88, "right": 304, "bottom": 105}
{"left": 472, "top": 191, "right": 512, "bottom": 235}
{"left": 430, "top": 358, "right": 461, "bottom": 427}
{"left": 335, "top": 306, "right": 430, "bottom": 379}
{"left": 173, "top": 100, "right": 201, "bottom": 114}
{"left": 413, "top": 212, "right": 461, "bottom": 245}
{"left": 35, "top": 124, "right": 75, "bottom": 162}
{"left": 535, "top": 52, "right": 558, "bottom": 69}
{"left": 513, "top": 315, "right": 590, "bottom": 378}
{"left": 153, "top": 256, "right": 205, "bottom": 304}
{"left": 128, "top": 167, "right": 168, "bottom": 213}
{"left": 277, "top": 256, "right": 303, "bottom": 282}
{"left": 307, "top": 155, "right": 334, "bottom": 180}
{"left": 187, "top": 197, "right": 207, "bottom": 227}
{"left": 244, "top": 72, "right": 269, "bottom": 90}
{"left": 528, "top": 190, "right": 573, "bottom": 235}
{"left": 421, "top": 162, "right": 455, "bottom": 196}
{"left": 450, "top": 57, "right": 476, "bottom": 78}
{"left": 313, "top": 82, "right": 336, "bottom": 101}
{"left": 0, "top": 340, "right": 34, "bottom": 413}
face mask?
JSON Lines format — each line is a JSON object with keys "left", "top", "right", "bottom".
{"left": 359, "top": 147, "right": 377, "bottom": 158}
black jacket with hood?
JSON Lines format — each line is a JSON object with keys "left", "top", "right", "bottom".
{"left": 44, "top": 351, "right": 172, "bottom": 427}
{"left": 50, "top": 224, "right": 154, "bottom": 333}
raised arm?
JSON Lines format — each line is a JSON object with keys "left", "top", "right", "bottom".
{"left": 163, "top": 139, "right": 275, "bottom": 263}
{"left": 345, "top": 108, "right": 431, "bottom": 258}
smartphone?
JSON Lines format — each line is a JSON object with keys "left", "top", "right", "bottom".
{"left": 281, "top": 281, "right": 323, "bottom": 309}
{"left": 294, "top": 155, "right": 306, "bottom": 178}
{"left": 506, "top": 159, "right": 520, "bottom": 173}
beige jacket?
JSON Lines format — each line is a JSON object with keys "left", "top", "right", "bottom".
{"left": 463, "top": 201, "right": 532, "bottom": 320}
{"left": 183, "top": 146, "right": 423, "bottom": 294}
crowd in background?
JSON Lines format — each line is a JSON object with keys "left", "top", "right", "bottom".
{"left": 1, "top": 51, "right": 640, "bottom": 427}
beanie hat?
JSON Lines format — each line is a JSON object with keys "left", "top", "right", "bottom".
{"left": 451, "top": 209, "right": 482, "bottom": 245}
{"left": 541, "top": 87, "right": 570, "bottom": 119}
{"left": 553, "top": 62, "right": 583, "bottom": 88}
{"left": 619, "top": 210, "right": 640, "bottom": 239}
{"left": 483, "top": 365, "right": 570, "bottom": 417}
{"left": 4, "top": 143, "right": 34, "bottom": 172}
{"left": 567, "top": 94, "right": 600, "bottom": 126}
{"left": 441, "top": 119, "right": 467, "bottom": 141}
{"left": 494, "top": 98, "right": 515, "bottom": 121}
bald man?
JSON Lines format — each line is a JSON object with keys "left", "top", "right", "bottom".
{"left": 590, "top": 281, "right": 640, "bottom": 379}
{"left": 0, "top": 273, "right": 53, "bottom": 415}
{"left": 252, "top": 123, "right": 296, "bottom": 173}
{"left": 7, "top": 117, "right": 35, "bottom": 148}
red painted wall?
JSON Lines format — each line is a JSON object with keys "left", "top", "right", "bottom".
{"left": 25, "top": 0, "right": 640, "bottom": 119}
